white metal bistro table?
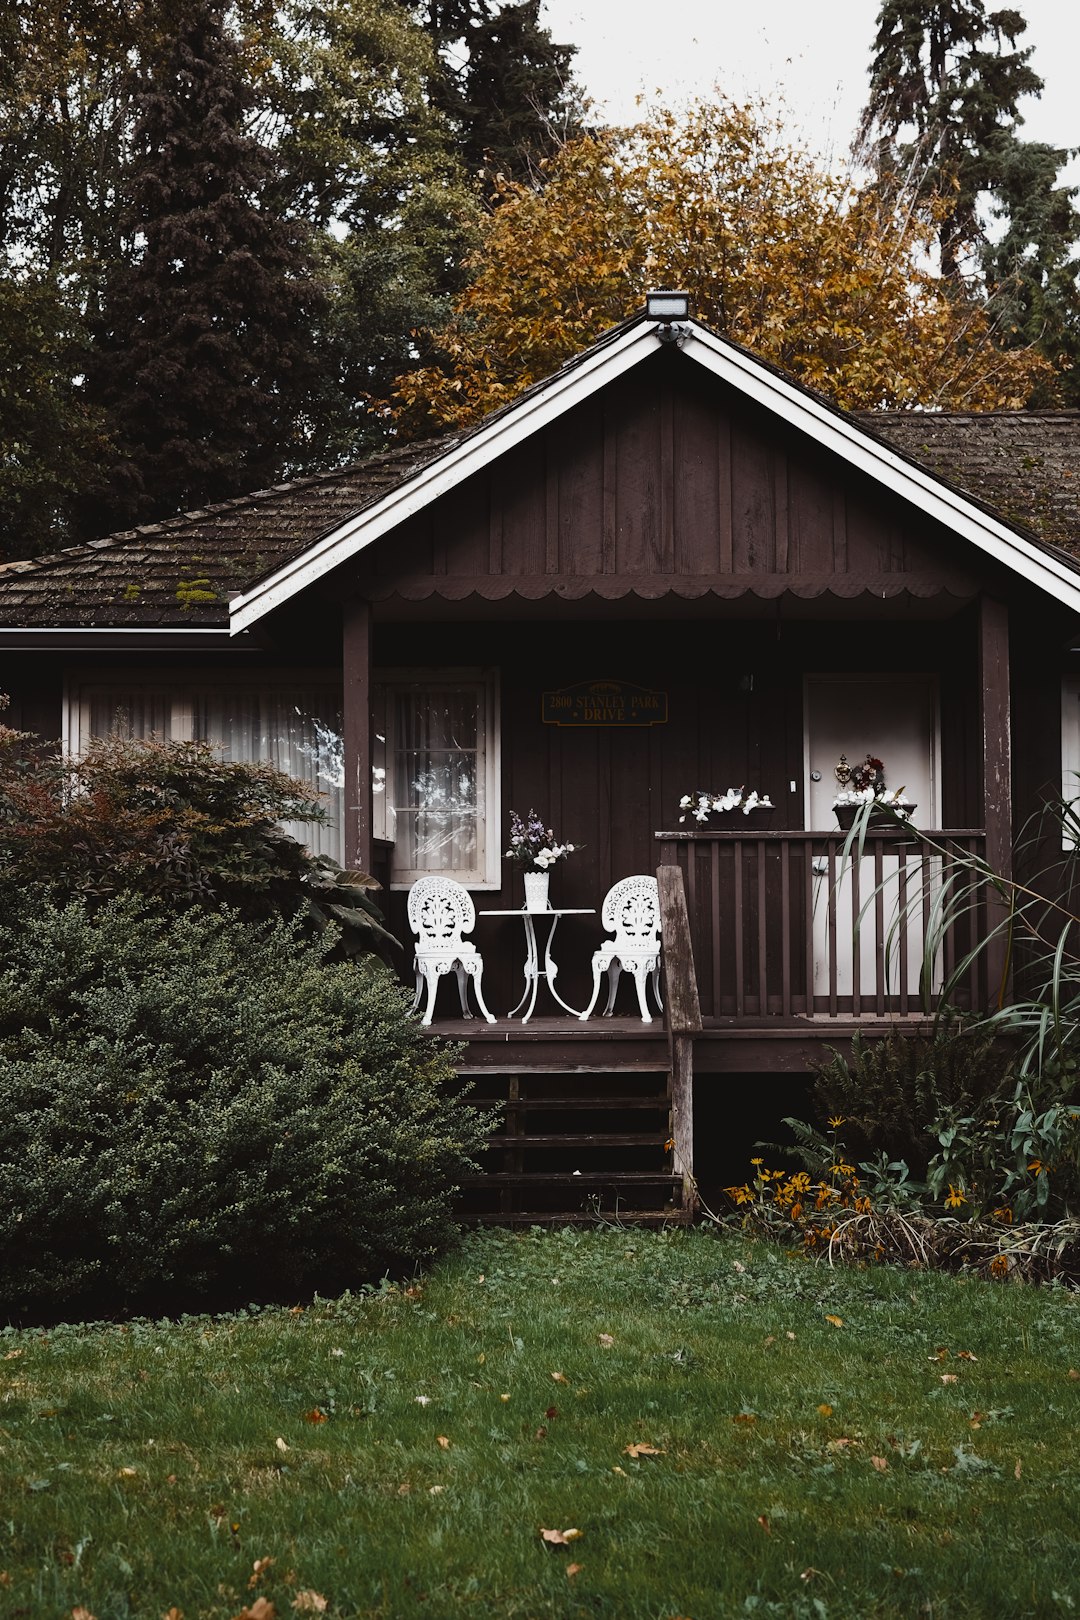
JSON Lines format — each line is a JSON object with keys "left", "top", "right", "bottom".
{"left": 478, "top": 908, "right": 595, "bottom": 1023}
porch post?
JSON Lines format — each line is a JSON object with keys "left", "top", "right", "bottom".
{"left": 978, "top": 592, "right": 1012, "bottom": 1001}
{"left": 342, "top": 597, "right": 372, "bottom": 872}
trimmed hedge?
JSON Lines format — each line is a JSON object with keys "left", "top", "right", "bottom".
{"left": 0, "top": 899, "right": 485, "bottom": 1324}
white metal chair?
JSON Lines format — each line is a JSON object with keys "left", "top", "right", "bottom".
{"left": 406, "top": 876, "right": 497, "bottom": 1027}
{"left": 580, "top": 874, "right": 663, "bottom": 1023}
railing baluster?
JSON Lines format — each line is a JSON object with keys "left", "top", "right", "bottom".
{"left": 780, "top": 840, "right": 792, "bottom": 1017}
{"left": 733, "top": 842, "right": 745, "bottom": 1019}
{"left": 757, "top": 838, "right": 768, "bottom": 1017}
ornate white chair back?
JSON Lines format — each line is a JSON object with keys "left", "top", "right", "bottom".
{"left": 602, "top": 874, "right": 660, "bottom": 947}
{"left": 408, "top": 874, "right": 476, "bottom": 950}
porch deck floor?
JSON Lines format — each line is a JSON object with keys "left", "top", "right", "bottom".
{"left": 427, "top": 1011, "right": 937, "bottom": 1078}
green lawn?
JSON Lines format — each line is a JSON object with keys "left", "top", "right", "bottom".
{"left": 3, "top": 1225, "right": 1080, "bottom": 1619}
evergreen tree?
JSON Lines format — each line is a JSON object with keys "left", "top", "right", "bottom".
{"left": 420, "top": 0, "right": 581, "bottom": 191}
{"left": 857, "top": 0, "right": 1080, "bottom": 399}
{"left": 857, "top": 0, "right": 1042, "bottom": 279}
{"left": 80, "top": 1, "right": 326, "bottom": 535}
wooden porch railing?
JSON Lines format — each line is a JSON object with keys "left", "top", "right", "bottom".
{"left": 656, "top": 829, "right": 989, "bottom": 1021}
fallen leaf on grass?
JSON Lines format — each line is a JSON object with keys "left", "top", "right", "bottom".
{"left": 72, "top": 1610, "right": 97, "bottom": 1620}
{"left": 940, "top": 1374, "right": 958, "bottom": 1385}
{"left": 429, "top": 1485, "right": 445, "bottom": 1495}
{"left": 733, "top": 1413, "right": 756, "bottom": 1425}
{"left": 1068, "top": 1368, "right": 1080, "bottom": 1381}
{"left": 275, "top": 1438, "right": 290, "bottom": 1454}
{"left": 291, "top": 1594, "right": 327, "bottom": 1613}
{"left": 415, "top": 1396, "right": 431, "bottom": 1406}
{"left": 232, "top": 1602, "right": 275, "bottom": 1620}
{"left": 534, "top": 1427, "right": 548, "bottom": 1441}
{"left": 540, "top": 1528, "right": 583, "bottom": 1546}
{"left": 825, "top": 1315, "right": 843, "bottom": 1329}
{"left": 826, "top": 1438, "right": 853, "bottom": 1452}
{"left": 757, "top": 1515, "right": 770, "bottom": 1534}
{"left": 3, "top": 1349, "right": 23, "bottom": 1360}
{"left": 249, "top": 1558, "right": 276, "bottom": 1589}
{"left": 871, "top": 1456, "right": 888, "bottom": 1472}
{"left": 612, "top": 1466, "right": 628, "bottom": 1477}
{"left": 957, "top": 1350, "right": 978, "bottom": 1361}
{"left": 623, "top": 1443, "right": 665, "bottom": 1458}
{"left": 500, "top": 1393, "right": 510, "bottom": 1402}
{"left": 162, "top": 1609, "right": 183, "bottom": 1619}
{"left": 817, "top": 1404, "right": 833, "bottom": 1417}
{"left": 566, "top": 1563, "right": 583, "bottom": 1579}
{"left": 786, "top": 1331, "right": 796, "bottom": 1340}
{"left": 117, "top": 1467, "right": 138, "bottom": 1479}
{"left": 301, "top": 1410, "right": 327, "bottom": 1425}
{"left": 598, "top": 1334, "right": 614, "bottom": 1349}
{"left": 550, "top": 1372, "right": 568, "bottom": 1385}
{"left": 1015, "top": 1459, "right": 1023, "bottom": 1479}
{"left": 437, "top": 1436, "right": 451, "bottom": 1450}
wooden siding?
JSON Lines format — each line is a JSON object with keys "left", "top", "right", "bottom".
{"left": 354, "top": 354, "right": 982, "bottom": 602}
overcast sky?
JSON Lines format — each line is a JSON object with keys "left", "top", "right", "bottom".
{"left": 540, "top": 0, "right": 1079, "bottom": 182}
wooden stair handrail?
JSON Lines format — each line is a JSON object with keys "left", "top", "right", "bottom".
{"left": 657, "top": 864, "right": 700, "bottom": 1216}
{"left": 657, "top": 864, "right": 702, "bottom": 1034}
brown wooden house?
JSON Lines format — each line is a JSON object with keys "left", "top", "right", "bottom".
{"left": 4, "top": 302, "right": 1080, "bottom": 1220}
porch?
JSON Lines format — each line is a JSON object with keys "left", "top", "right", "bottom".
{"left": 439, "top": 830, "right": 987, "bottom": 1224}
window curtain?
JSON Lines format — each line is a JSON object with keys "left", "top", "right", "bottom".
{"left": 84, "top": 687, "right": 344, "bottom": 862}
{"left": 391, "top": 686, "right": 483, "bottom": 878}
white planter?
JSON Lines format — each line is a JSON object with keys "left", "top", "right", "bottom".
{"left": 523, "top": 870, "right": 550, "bottom": 912}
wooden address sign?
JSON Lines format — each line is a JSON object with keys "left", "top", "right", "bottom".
{"left": 542, "top": 679, "right": 668, "bottom": 727}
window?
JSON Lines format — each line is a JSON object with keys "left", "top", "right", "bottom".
{"left": 373, "top": 671, "right": 499, "bottom": 888}
{"left": 68, "top": 679, "right": 344, "bottom": 862}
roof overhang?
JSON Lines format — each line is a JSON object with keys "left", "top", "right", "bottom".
{"left": 229, "top": 316, "right": 1080, "bottom": 632}
{"left": 0, "top": 628, "right": 251, "bottom": 650}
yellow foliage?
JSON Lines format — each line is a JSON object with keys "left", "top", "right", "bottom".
{"left": 391, "top": 97, "right": 1051, "bottom": 432}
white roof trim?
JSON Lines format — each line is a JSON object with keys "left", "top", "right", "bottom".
{"left": 229, "top": 316, "right": 1080, "bottom": 632}
{"left": 229, "top": 321, "right": 655, "bottom": 632}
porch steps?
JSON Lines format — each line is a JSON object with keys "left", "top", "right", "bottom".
{"left": 457, "top": 1067, "right": 687, "bottom": 1227}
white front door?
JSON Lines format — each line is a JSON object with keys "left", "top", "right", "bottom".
{"left": 805, "top": 675, "right": 941, "bottom": 1003}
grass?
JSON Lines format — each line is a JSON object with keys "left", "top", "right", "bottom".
{"left": 3, "top": 1225, "right": 1080, "bottom": 1619}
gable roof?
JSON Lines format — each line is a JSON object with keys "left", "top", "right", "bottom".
{"left": 227, "top": 314, "right": 1080, "bottom": 628}
{"left": 1, "top": 312, "right": 1080, "bottom": 633}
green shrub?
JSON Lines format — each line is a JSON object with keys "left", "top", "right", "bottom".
{"left": 0, "top": 899, "right": 486, "bottom": 1325}
{"left": 811, "top": 1021, "right": 1015, "bottom": 1178}
{"left": 0, "top": 722, "right": 394, "bottom": 955}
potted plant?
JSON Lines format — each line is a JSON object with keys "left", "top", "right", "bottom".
{"left": 832, "top": 754, "right": 916, "bottom": 830}
{"left": 505, "top": 809, "right": 580, "bottom": 910}
{"left": 678, "top": 786, "right": 775, "bottom": 823}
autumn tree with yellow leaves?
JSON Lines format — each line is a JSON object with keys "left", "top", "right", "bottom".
{"left": 391, "top": 97, "right": 1052, "bottom": 432}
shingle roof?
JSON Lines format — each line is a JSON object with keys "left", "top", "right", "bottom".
{"left": 0, "top": 375, "right": 1078, "bottom": 630}
{"left": 0, "top": 438, "right": 455, "bottom": 628}
{"left": 859, "top": 410, "right": 1080, "bottom": 560}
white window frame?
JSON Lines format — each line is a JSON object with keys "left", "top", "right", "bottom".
{"left": 373, "top": 667, "right": 500, "bottom": 890}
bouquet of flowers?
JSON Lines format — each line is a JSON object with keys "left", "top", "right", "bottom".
{"left": 832, "top": 754, "right": 913, "bottom": 817}
{"left": 506, "top": 808, "right": 579, "bottom": 869}
{"left": 679, "top": 787, "right": 774, "bottom": 823}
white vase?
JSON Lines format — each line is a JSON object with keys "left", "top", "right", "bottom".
{"left": 523, "top": 870, "right": 550, "bottom": 912}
